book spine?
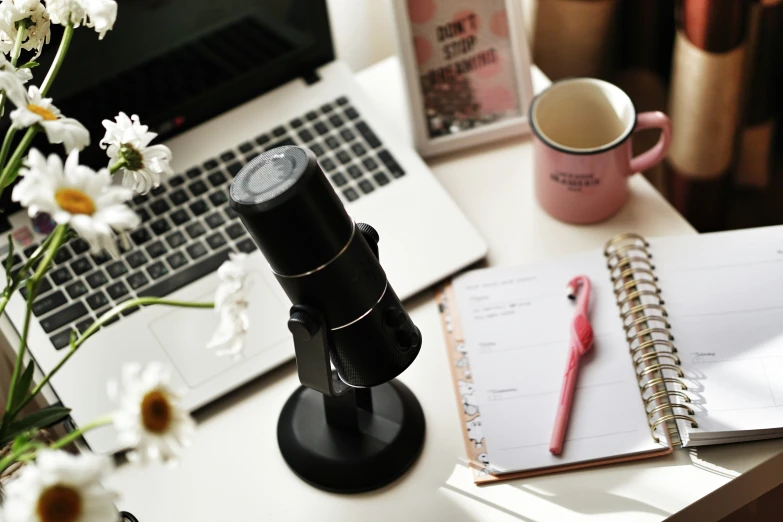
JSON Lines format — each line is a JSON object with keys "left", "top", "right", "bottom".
{"left": 603, "top": 233, "right": 697, "bottom": 445}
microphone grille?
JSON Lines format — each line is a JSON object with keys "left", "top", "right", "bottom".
{"left": 230, "top": 146, "right": 309, "bottom": 206}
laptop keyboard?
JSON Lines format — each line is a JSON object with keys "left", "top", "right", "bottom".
{"left": 4, "top": 96, "right": 406, "bottom": 350}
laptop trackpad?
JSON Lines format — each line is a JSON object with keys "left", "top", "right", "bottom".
{"left": 148, "top": 271, "right": 290, "bottom": 388}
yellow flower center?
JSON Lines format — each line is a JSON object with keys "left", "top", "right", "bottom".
{"left": 141, "top": 389, "right": 172, "bottom": 434}
{"left": 55, "top": 188, "right": 95, "bottom": 216}
{"left": 27, "top": 104, "right": 58, "bottom": 121}
{"left": 36, "top": 485, "right": 82, "bottom": 522}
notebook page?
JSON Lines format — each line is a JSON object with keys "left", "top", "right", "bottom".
{"left": 651, "top": 226, "right": 783, "bottom": 442}
{"left": 452, "top": 250, "right": 666, "bottom": 474}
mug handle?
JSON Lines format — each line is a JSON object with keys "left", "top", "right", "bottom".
{"left": 628, "top": 111, "right": 672, "bottom": 175}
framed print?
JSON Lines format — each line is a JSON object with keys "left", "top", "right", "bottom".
{"left": 392, "top": 0, "right": 534, "bottom": 157}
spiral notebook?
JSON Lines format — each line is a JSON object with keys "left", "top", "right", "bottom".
{"left": 438, "top": 225, "right": 783, "bottom": 482}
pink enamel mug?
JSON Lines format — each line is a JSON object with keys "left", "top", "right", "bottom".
{"left": 530, "top": 78, "right": 671, "bottom": 224}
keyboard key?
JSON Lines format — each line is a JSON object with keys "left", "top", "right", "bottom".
{"left": 150, "top": 218, "right": 171, "bottom": 236}
{"left": 189, "top": 200, "right": 208, "bottom": 216}
{"left": 331, "top": 173, "right": 347, "bottom": 187}
{"left": 227, "top": 162, "right": 243, "bottom": 176}
{"left": 32, "top": 290, "right": 67, "bottom": 316}
{"left": 311, "top": 144, "right": 325, "bottom": 157}
{"left": 321, "top": 158, "right": 336, "bottom": 171}
{"left": 314, "top": 122, "right": 329, "bottom": 135}
{"left": 169, "top": 175, "right": 185, "bottom": 187}
{"left": 140, "top": 249, "right": 230, "bottom": 298}
{"left": 336, "top": 151, "right": 351, "bottom": 165}
{"left": 23, "top": 244, "right": 39, "bottom": 258}
{"left": 133, "top": 194, "right": 148, "bottom": 205}
{"left": 340, "top": 128, "right": 356, "bottom": 142}
{"left": 146, "top": 241, "right": 167, "bottom": 259}
{"left": 358, "top": 179, "right": 374, "bottom": 194}
{"left": 186, "top": 167, "right": 202, "bottom": 179}
{"left": 189, "top": 180, "right": 208, "bottom": 196}
{"left": 90, "top": 251, "right": 111, "bottom": 265}
{"left": 208, "top": 171, "right": 227, "bottom": 187}
{"left": 325, "top": 136, "right": 340, "bottom": 150}
{"left": 106, "top": 261, "right": 128, "bottom": 279}
{"left": 343, "top": 187, "right": 359, "bottom": 202}
{"left": 136, "top": 208, "right": 151, "bottom": 223}
{"left": 351, "top": 143, "right": 367, "bottom": 157}
{"left": 363, "top": 157, "right": 379, "bottom": 171}
{"left": 389, "top": 165, "right": 405, "bottom": 178}
{"left": 126, "top": 251, "right": 147, "bottom": 269}
{"left": 225, "top": 223, "right": 246, "bottom": 239}
{"left": 170, "top": 208, "right": 190, "bottom": 225}
{"left": 378, "top": 150, "right": 405, "bottom": 178}
{"left": 86, "top": 291, "right": 109, "bottom": 310}
{"left": 146, "top": 261, "right": 169, "bottom": 280}
{"left": 70, "top": 238, "right": 90, "bottom": 254}
{"left": 65, "top": 280, "right": 88, "bottom": 298}
{"left": 186, "top": 222, "right": 206, "bottom": 238}
{"left": 239, "top": 141, "right": 254, "bottom": 153}
{"left": 71, "top": 257, "right": 92, "bottom": 275}
{"left": 244, "top": 154, "right": 256, "bottom": 164}
{"left": 373, "top": 172, "right": 390, "bottom": 186}
{"left": 169, "top": 189, "right": 188, "bottom": 206}
{"left": 120, "top": 302, "right": 140, "bottom": 317}
{"left": 186, "top": 242, "right": 207, "bottom": 259}
{"left": 306, "top": 111, "right": 318, "bottom": 121}
{"left": 336, "top": 96, "right": 349, "bottom": 106}
{"left": 290, "top": 118, "right": 303, "bottom": 128}
{"left": 237, "top": 238, "right": 257, "bottom": 253}
{"left": 209, "top": 191, "right": 228, "bottom": 207}
{"left": 205, "top": 213, "right": 225, "bottom": 229}
{"left": 329, "top": 114, "right": 344, "bottom": 128}
{"left": 53, "top": 247, "right": 72, "bottom": 264}
{"left": 356, "top": 121, "right": 381, "bottom": 147}
{"left": 20, "top": 278, "right": 53, "bottom": 299}
{"left": 220, "top": 151, "right": 236, "bottom": 162}
{"left": 167, "top": 252, "right": 188, "bottom": 269}
{"left": 75, "top": 317, "right": 94, "bottom": 333}
{"left": 255, "top": 134, "right": 270, "bottom": 146}
{"left": 150, "top": 200, "right": 170, "bottom": 215}
{"left": 151, "top": 185, "right": 166, "bottom": 196}
{"left": 165, "top": 231, "right": 186, "bottom": 248}
{"left": 347, "top": 165, "right": 362, "bottom": 179}
{"left": 206, "top": 232, "right": 227, "bottom": 250}
{"left": 50, "top": 329, "right": 72, "bottom": 350}
{"left": 298, "top": 129, "right": 314, "bottom": 143}
{"left": 127, "top": 271, "right": 149, "bottom": 290}
{"left": 50, "top": 267, "right": 72, "bottom": 285}
{"left": 107, "top": 281, "right": 129, "bottom": 299}
{"left": 86, "top": 271, "right": 108, "bottom": 289}
{"left": 345, "top": 106, "right": 359, "bottom": 120}
{"left": 130, "top": 227, "right": 152, "bottom": 245}
{"left": 272, "top": 126, "right": 286, "bottom": 137}
{"left": 265, "top": 138, "right": 295, "bottom": 151}
{"left": 203, "top": 159, "right": 219, "bottom": 170}
{"left": 40, "top": 302, "right": 88, "bottom": 333}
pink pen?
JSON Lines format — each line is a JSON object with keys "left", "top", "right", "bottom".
{"left": 550, "top": 275, "right": 594, "bottom": 456}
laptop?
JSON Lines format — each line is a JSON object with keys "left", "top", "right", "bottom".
{"left": 0, "top": 0, "right": 486, "bottom": 454}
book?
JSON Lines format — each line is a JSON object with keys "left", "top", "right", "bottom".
{"left": 438, "top": 225, "right": 783, "bottom": 483}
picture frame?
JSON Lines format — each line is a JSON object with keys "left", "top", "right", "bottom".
{"left": 391, "top": 0, "right": 534, "bottom": 157}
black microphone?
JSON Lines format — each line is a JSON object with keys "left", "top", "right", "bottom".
{"left": 228, "top": 145, "right": 421, "bottom": 387}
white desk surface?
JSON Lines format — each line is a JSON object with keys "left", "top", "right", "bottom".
{"left": 108, "top": 57, "right": 783, "bottom": 521}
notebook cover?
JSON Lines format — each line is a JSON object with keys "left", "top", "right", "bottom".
{"left": 436, "top": 282, "right": 673, "bottom": 485}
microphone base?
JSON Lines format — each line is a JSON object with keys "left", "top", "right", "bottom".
{"left": 277, "top": 379, "right": 426, "bottom": 493}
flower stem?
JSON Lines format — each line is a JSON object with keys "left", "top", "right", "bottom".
{"left": 0, "top": 127, "right": 18, "bottom": 174}
{"left": 0, "top": 126, "right": 37, "bottom": 189}
{"left": 5, "top": 225, "right": 68, "bottom": 414}
{"left": 109, "top": 159, "right": 126, "bottom": 174}
{"left": 0, "top": 22, "right": 28, "bottom": 118}
{"left": 40, "top": 23, "right": 73, "bottom": 97}
{"left": 50, "top": 415, "right": 113, "bottom": 450}
{"left": 11, "top": 297, "right": 214, "bottom": 418}
{"left": 0, "top": 231, "right": 56, "bottom": 318}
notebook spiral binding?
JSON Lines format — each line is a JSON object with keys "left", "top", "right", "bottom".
{"left": 604, "top": 233, "right": 698, "bottom": 446}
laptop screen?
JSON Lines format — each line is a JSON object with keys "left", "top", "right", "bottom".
{"left": 35, "top": 0, "right": 334, "bottom": 163}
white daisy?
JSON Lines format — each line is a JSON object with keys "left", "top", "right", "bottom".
{"left": 0, "top": 0, "right": 51, "bottom": 57}
{"left": 2, "top": 449, "right": 117, "bottom": 522}
{"left": 0, "top": 52, "right": 33, "bottom": 83}
{"left": 0, "top": 57, "right": 29, "bottom": 114}
{"left": 8, "top": 85, "right": 90, "bottom": 153}
{"left": 100, "top": 112, "right": 173, "bottom": 195}
{"left": 207, "top": 253, "right": 251, "bottom": 359}
{"left": 12, "top": 149, "right": 139, "bottom": 256}
{"left": 108, "top": 362, "right": 194, "bottom": 464}
{"left": 45, "top": 0, "right": 116, "bottom": 39}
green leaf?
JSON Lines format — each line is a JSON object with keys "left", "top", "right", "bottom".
{"left": 11, "top": 430, "right": 34, "bottom": 452}
{"left": 18, "top": 61, "right": 39, "bottom": 69}
{"left": 1, "top": 406, "right": 71, "bottom": 445}
{"left": 9, "top": 361, "right": 35, "bottom": 412}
